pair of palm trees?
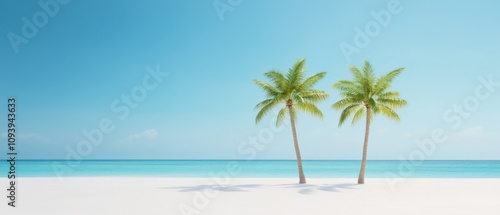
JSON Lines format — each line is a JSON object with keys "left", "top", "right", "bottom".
{"left": 254, "top": 59, "right": 407, "bottom": 184}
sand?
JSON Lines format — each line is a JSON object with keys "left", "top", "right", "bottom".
{"left": 1, "top": 177, "right": 499, "bottom": 215}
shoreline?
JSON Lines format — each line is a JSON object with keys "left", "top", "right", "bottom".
{"left": 1, "top": 177, "right": 499, "bottom": 214}
{"left": 4, "top": 160, "right": 500, "bottom": 179}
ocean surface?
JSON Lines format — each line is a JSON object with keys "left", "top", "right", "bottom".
{"left": 2, "top": 160, "right": 500, "bottom": 178}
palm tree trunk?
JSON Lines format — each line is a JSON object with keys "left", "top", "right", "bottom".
{"left": 287, "top": 103, "right": 306, "bottom": 184}
{"left": 358, "top": 107, "right": 371, "bottom": 184}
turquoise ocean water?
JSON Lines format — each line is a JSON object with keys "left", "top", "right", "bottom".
{"left": 1, "top": 160, "right": 500, "bottom": 178}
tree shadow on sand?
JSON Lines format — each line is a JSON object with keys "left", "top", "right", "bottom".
{"left": 158, "top": 184, "right": 263, "bottom": 192}
{"left": 274, "top": 183, "right": 360, "bottom": 195}
{"left": 159, "top": 183, "right": 359, "bottom": 195}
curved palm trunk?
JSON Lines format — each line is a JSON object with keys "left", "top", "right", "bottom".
{"left": 287, "top": 102, "right": 306, "bottom": 184}
{"left": 358, "top": 107, "right": 371, "bottom": 184}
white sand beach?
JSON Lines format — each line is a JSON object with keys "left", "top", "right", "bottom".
{"left": 1, "top": 178, "right": 499, "bottom": 215}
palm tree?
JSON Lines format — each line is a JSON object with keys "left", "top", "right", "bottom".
{"left": 254, "top": 58, "right": 329, "bottom": 184}
{"left": 332, "top": 61, "right": 407, "bottom": 184}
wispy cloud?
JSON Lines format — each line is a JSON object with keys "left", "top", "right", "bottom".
{"left": 0, "top": 132, "right": 48, "bottom": 141}
{"left": 124, "top": 129, "right": 159, "bottom": 141}
{"left": 376, "top": 128, "right": 390, "bottom": 137}
{"left": 456, "top": 126, "right": 485, "bottom": 137}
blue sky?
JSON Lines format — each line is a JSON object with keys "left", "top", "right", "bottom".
{"left": 0, "top": 0, "right": 499, "bottom": 160}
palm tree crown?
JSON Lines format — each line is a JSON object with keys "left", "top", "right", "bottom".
{"left": 332, "top": 61, "right": 407, "bottom": 125}
{"left": 254, "top": 59, "right": 329, "bottom": 126}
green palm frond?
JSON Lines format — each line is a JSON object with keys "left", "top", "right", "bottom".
{"left": 255, "top": 98, "right": 281, "bottom": 123}
{"left": 253, "top": 80, "right": 279, "bottom": 97}
{"left": 296, "top": 90, "right": 329, "bottom": 102}
{"left": 338, "top": 104, "right": 362, "bottom": 126}
{"left": 295, "top": 102, "right": 323, "bottom": 119}
{"left": 373, "top": 68, "right": 404, "bottom": 94}
{"left": 349, "top": 65, "right": 364, "bottom": 84}
{"left": 332, "top": 98, "right": 359, "bottom": 110}
{"left": 287, "top": 58, "right": 306, "bottom": 87}
{"left": 332, "top": 80, "right": 364, "bottom": 95}
{"left": 378, "top": 91, "right": 400, "bottom": 99}
{"left": 340, "top": 92, "right": 364, "bottom": 103}
{"left": 276, "top": 107, "right": 287, "bottom": 126}
{"left": 299, "top": 71, "right": 327, "bottom": 90}
{"left": 377, "top": 104, "right": 400, "bottom": 121}
{"left": 351, "top": 106, "right": 366, "bottom": 125}
{"left": 377, "top": 97, "right": 407, "bottom": 109}
{"left": 362, "top": 61, "right": 376, "bottom": 83}
{"left": 254, "top": 98, "right": 274, "bottom": 110}
{"left": 264, "top": 70, "right": 288, "bottom": 92}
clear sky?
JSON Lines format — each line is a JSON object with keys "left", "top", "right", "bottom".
{"left": 1, "top": 0, "right": 499, "bottom": 160}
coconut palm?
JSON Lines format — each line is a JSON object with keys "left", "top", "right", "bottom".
{"left": 332, "top": 61, "right": 407, "bottom": 184}
{"left": 254, "top": 58, "right": 329, "bottom": 184}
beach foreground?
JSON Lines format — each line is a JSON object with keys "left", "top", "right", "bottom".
{"left": 1, "top": 178, "right": 499, "bottom": 214}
